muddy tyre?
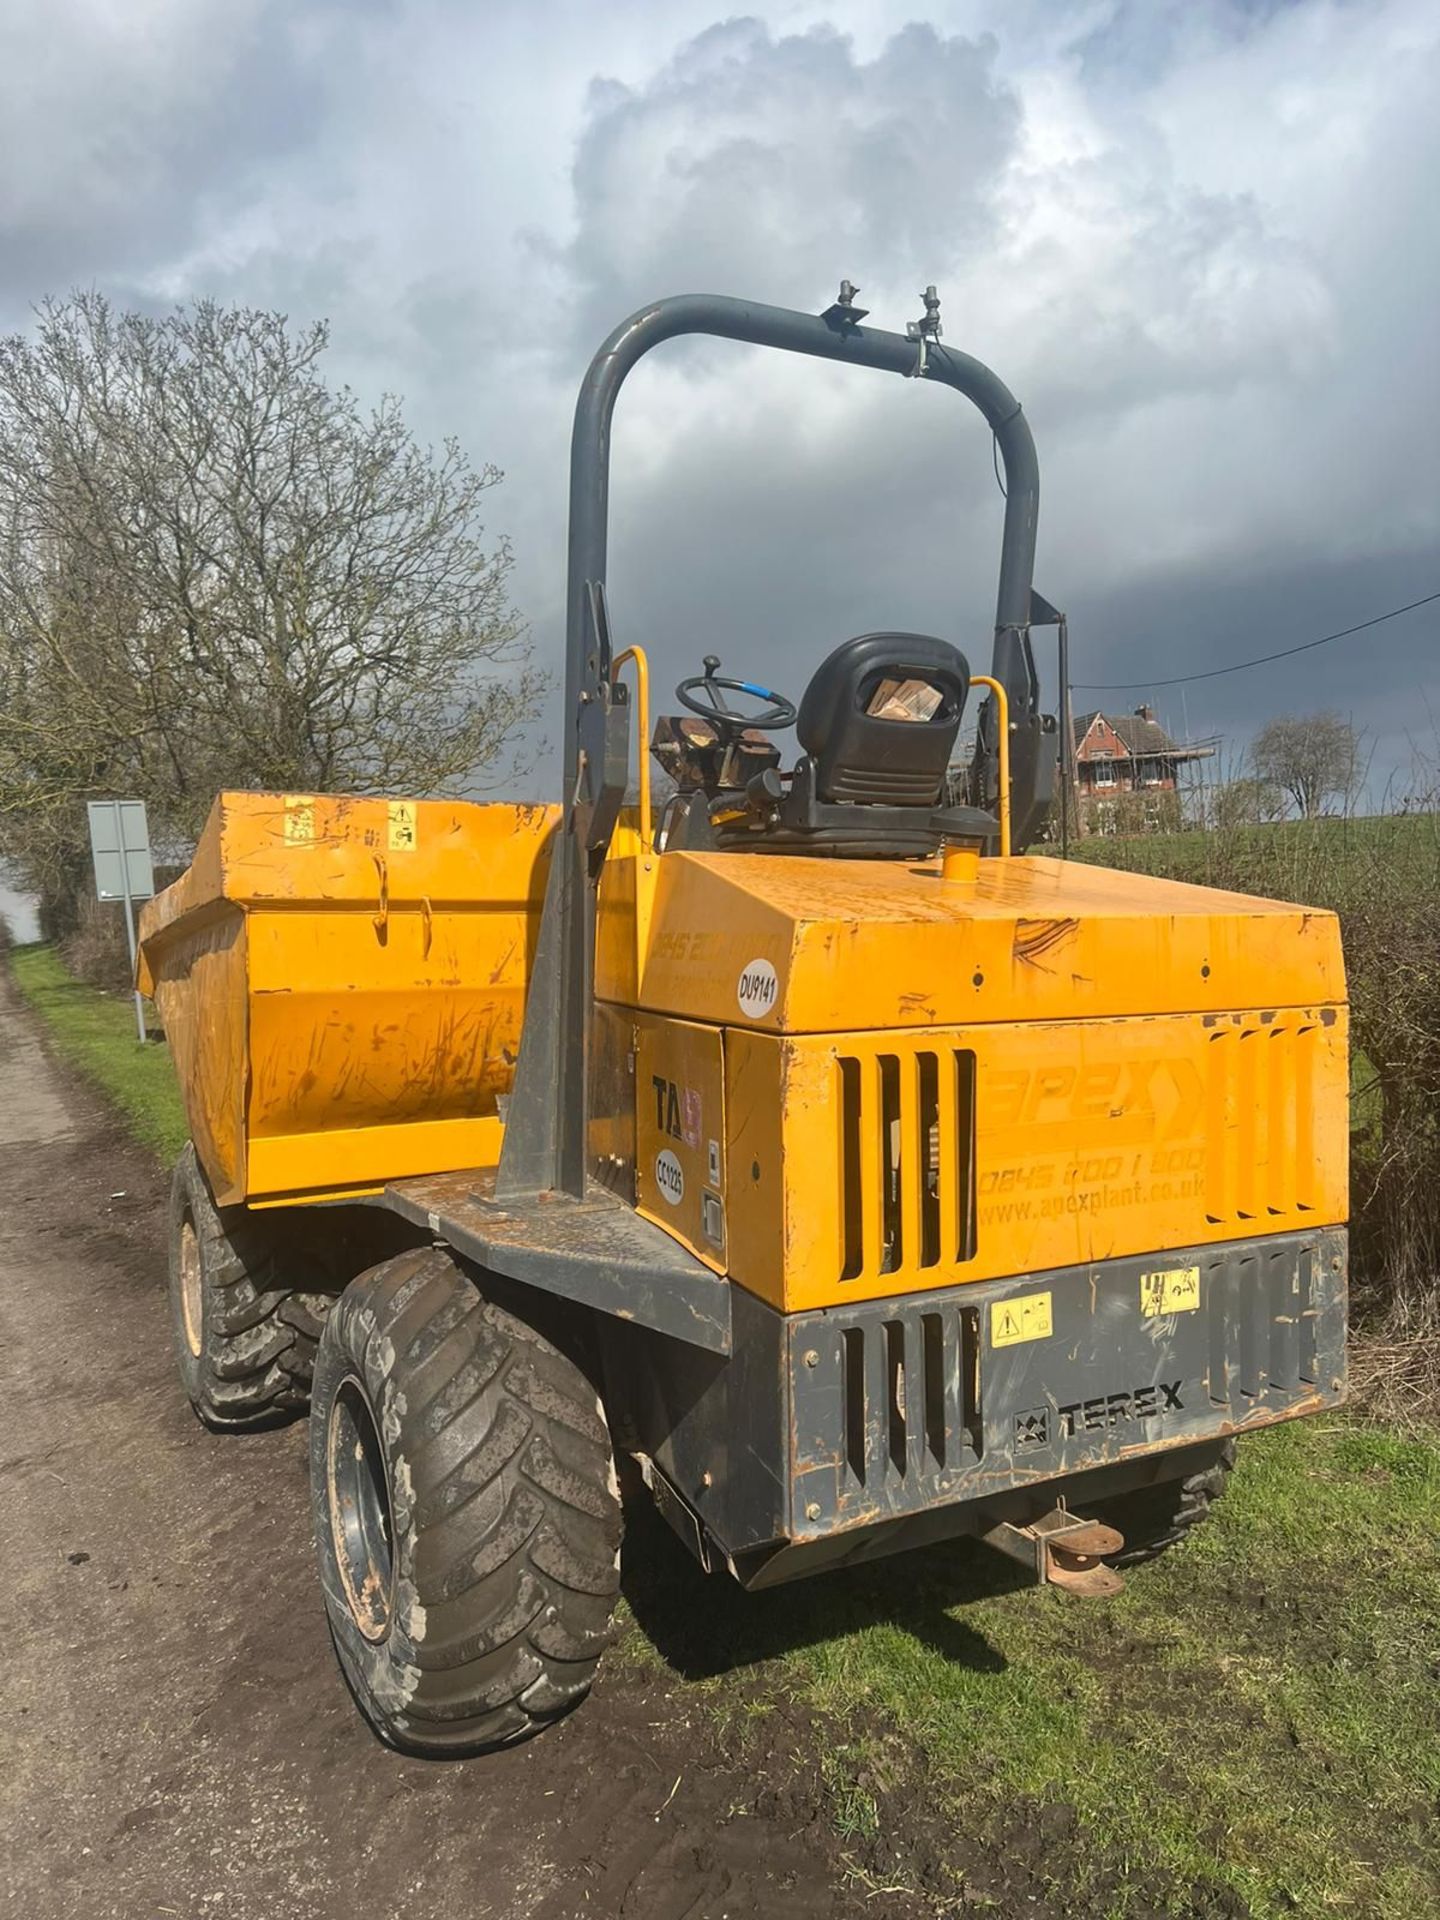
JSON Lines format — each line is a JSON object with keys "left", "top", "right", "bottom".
{"left": 1098, "top": 1442, "right": 1236, "bottom": 1568}
{"left": 167, "top": 1142, "right": 330, "bottom": 1430}
{"left": 310, "top": 1246, "right": 622, "bottom": 1757}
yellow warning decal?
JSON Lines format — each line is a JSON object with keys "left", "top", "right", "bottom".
{"left": 1140, "top": 1265, "right": 1201, "bottom": 1318}
{"left": 387, "top": 800, "right": 418, "bottom": 851}
{"left": 283, "top": 795, "right": 315, "bottom": 844}
{"left": 991, "top": 1290, "right": 1053, "bottom": 1349}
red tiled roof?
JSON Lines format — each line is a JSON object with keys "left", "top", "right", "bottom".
{"left": 1073, "top": 710, "right": 1178, "bottom": 755}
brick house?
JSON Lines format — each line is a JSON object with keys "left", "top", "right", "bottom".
{"left": 1071, "top": 705, "right": 1214, "bottom": 832}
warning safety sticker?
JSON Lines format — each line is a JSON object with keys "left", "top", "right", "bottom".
{"left": 1139, "top": 1266, "right": 1201, "bottom": 1317}
{"left": 990, "top": 1291, "right": 1053, "bottom": 1349}
{"left": 387, "top": 800, "right": 418, "bottom": 851}
{"left": 283, "top": 796, "right": 315, "bottom": 844}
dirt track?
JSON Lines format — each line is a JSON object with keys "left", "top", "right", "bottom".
{"left": 1, "top": 968, "right": 944, "bottom": 1920}
{"left": 2, "top": 967, "right": 1298, "bottom": 1920}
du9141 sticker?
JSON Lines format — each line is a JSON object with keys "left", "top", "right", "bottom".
{"left": 736, "top": 958, "right": 778, "bottom": 1020}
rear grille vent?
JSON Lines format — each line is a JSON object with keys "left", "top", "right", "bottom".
{"left": 1205, "top": 1241, "right": 1321, "bottom": 1411}
{"left": 838, "top": 1048, "right": 977, "bottom": 1283}
{"left": 840, "top": 1306, "right": 983, "bottom": 1490}
{"left": 1204, "top": 1020, "right": 1318, "bottom": 1224}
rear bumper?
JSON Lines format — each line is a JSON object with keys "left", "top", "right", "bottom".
{"left": 610, "top": 1226, "right": 1346, "bottom": 1579}
{"left": 787, "top": 1224, "right": 1346, "bottom": 1534}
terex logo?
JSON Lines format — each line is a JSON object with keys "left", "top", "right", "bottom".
{"left": 988, "top": 1059, "right": 1203, "bottom": 1140}
{"left": 1056, "top": 1380, "right": 1184, "bottom": 1437}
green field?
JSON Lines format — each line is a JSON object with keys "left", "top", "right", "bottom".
{"left": 1074, "top": 808, "right": 1440, "bottom": 903}
{"left": 11, "top": 939, "right": 1440, "bottom": 1917}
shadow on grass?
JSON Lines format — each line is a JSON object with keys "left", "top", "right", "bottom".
{"left": 619, "top": 1470, "right": 1023, "bottom": 1682}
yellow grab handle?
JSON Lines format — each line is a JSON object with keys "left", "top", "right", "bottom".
{"left": 372, "top": 855, "right": 389, "bottom": 937}
{"left": 968, "top": 673, "right": 1012, "bottom": 857}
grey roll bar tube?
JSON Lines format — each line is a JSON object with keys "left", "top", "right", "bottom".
{"left": 497, "top": 293, "right": 1042, "bottom": 1201}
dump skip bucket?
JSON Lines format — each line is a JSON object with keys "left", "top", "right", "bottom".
{"left": 138, "top": 791, "right": 557, "bottom": 1206}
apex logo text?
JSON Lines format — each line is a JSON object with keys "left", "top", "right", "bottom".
{"left": 988, "top": 1059, "right": 1203, "bottom": 1140}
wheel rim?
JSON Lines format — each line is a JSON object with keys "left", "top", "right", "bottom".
{"left": 327, "top": 1376, "right": 395, "bottom": 1642}
{"left": 179, "top": 1217, "right": 203, "bottom": 1358}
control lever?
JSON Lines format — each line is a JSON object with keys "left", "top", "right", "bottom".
{"left": 745, "top": 767, "right": 785, "bottom": 822}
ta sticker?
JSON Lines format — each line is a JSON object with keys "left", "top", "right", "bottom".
{"left": 737, "top": 958, "right": 779, "bottom": 1020}
{"left": 991, "top": 1291, "right": 1053, "bottom": 1349}
{"left": 654, "top": 1149, "right": 684, "bottom": 1206}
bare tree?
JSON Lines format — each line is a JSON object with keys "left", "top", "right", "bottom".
{"left": 1211, "top": 773, "right": 1286, "bottom": 830}
{"left": 1250, "top": 711, "right": 1358, "bottom": 820}
{"left": 0, "top": 293, "right": 543, "bottom": 928}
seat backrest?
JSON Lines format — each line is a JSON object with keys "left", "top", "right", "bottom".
{"left": 795, "top": 633, "right": 970, "bottom": 807}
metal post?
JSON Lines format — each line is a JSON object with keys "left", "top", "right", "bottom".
{"left": 1059, "top": 616, "right": 1078, "bottom": 851}
{"left": 118, "top": 881, "right": 146, "bottom": 1043}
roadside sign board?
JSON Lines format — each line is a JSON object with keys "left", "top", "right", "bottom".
{"left": 86, "top": 800, "right": 154, "bottom": 904}
{"left": 85, "top": 800, "right": 154, "bottom": 1043}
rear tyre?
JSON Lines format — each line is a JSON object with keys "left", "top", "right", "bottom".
{"left": 309, "top": 1246, "right": 622, "bottom": 1757}
{"left": 167, "top": 1142, "right": 330, "bottom": 1430}
{"left": 1096, "top": 1442, "right": 1236, "bottom": 1568}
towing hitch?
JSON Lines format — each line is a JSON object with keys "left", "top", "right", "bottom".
{"left": 980, "top": 1507, "right": 1125, "bottom": 1598}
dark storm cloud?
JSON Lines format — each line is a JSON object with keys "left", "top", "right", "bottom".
{"left": 550, "top": 2, "right": 1440, "bottom": 789}
{"left": 547, "top": 13, "right": 1030, "bottom": 707}
{"left": 1069, "top": 547, "right": 1440, "bottom": 805}
{"left": 0, "top": 0, "right": 1435, "bottom": 800}
{"left": 563, "top": 18, "right": 1020, "bottom": 346}
{"left": 0, "top": 0, "right": 349, "bottom": 320}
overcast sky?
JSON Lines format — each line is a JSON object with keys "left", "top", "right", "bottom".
{"left": 1, "top": 0, "right": 1437, "bottom": 860}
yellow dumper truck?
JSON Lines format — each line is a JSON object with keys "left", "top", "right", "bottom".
{"left": 139, "top": 290, "right": 1348, "bottom": 1756}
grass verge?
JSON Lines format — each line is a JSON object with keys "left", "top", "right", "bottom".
{"left": 7, "top": 943, "right": 186, "bottom": 1161}
{"left": 621, "top": 1418, "right": 1440, "bottom": 1918}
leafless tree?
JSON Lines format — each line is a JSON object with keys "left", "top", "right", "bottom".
{"left": 1250, "top": 711, "right": 1358, "bottom": 820}
{"left": 0, "top": 293, "right": 543, "bottom": 927}
{"left": 1211, "top": 773, "right": 1287, "bottom": 830}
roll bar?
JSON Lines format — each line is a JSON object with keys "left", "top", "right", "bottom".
{"left": 497, "top": 292, "right": 1048, "bottom": 1200}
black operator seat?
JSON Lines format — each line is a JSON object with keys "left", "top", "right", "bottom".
{"left": 798, "top": 632, "right": 969, "bottom": 807}
{"left": 708, "top": 631, "right": 999, "bottom": 857}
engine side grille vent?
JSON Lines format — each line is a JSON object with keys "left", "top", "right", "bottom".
{"left": 838, "top": 1047, "right": 977, "bottom": 1284}
{"left": 1204, "top": 1020, "right": 1319, "bottom": 1224}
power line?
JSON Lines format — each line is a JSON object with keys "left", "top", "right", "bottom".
{"left": 1072, "top": 588, "right": 1440, "bottom": 691}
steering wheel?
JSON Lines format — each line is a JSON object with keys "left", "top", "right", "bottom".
{"left": 675, "top": 654, "right": 798, "bottom": 732}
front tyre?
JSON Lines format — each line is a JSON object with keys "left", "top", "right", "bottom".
{"left": 310, "top": 1246, "right": 621, "bottom": 1756}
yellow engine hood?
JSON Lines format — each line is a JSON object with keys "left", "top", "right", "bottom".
{"left": 598, "top": 850, "right": 1346, "bottom": 1030}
